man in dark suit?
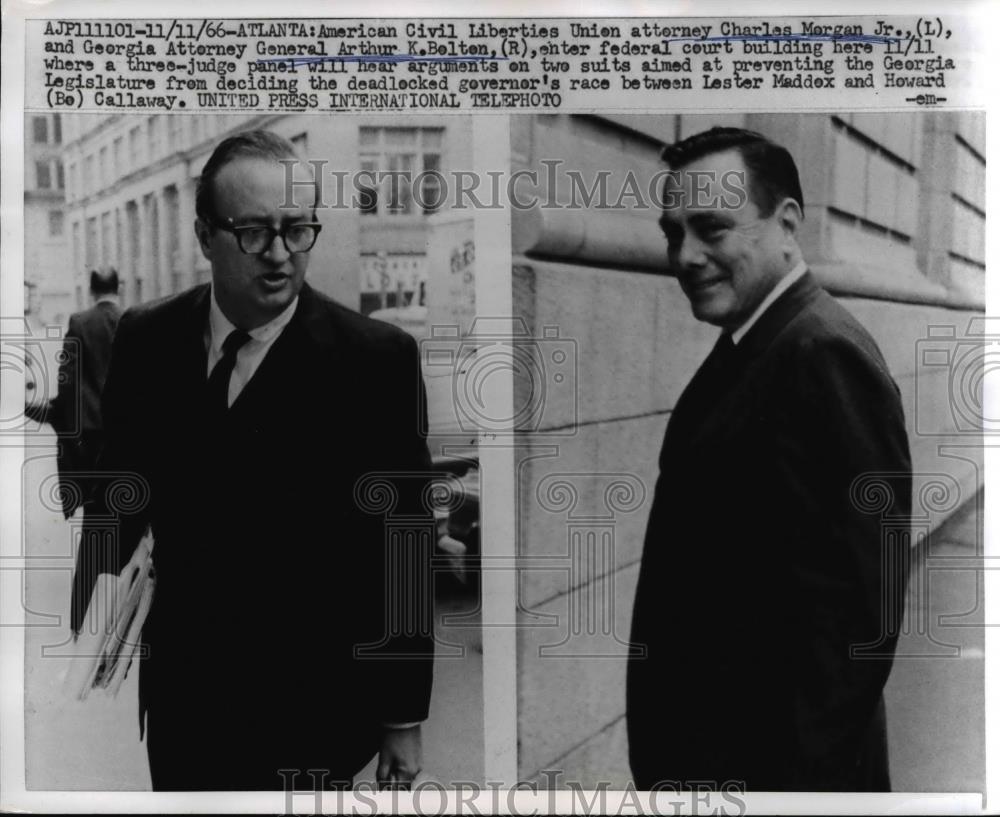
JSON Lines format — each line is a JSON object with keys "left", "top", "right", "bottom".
{"left": 25, "top": 269, "right": 122, "bottom": 524}
{"left": 627, "top": 128, "right": 912, "bottom": 791}
{"left": 77, "top": 131, "right": 434, "bottom": 790}
{"left": 54, "top": 269, "right": 123, "bottom": 636}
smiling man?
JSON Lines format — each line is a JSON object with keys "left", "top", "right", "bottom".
{"left": 77, "top": 131, "right": 434, "bottom": 790}
{"left": 627, "top": 127, "right": 912, "bottom": 791}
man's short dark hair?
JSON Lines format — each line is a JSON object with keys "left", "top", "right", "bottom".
{"left": 661, "top": 126, "right": 804, "bottom": 216}
{"left": 195, "top": 130, "right": 301, "bottom": 224}
{"left": 90, "top": 267, "right": 118, "bottom": 296}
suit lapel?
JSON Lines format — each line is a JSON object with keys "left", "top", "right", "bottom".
{"left": 729, "top": 271, "right": 822, "bottom": 363}
{"left": 188, "top": 284, "right": 210, "bottom": 394}
{"left": 664, "top": 333, "right": 737, "bottom": 452}
{"left": 226, "top": 283, "right": 347, "bottom": 427}
{"left": 666, "top": 272, "right": 823, "bottom": 454}
{"left": 169, "top": 285, "right": 213, "bottom": 416}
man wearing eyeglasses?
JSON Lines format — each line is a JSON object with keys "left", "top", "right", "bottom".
{"left": 77, "top": 131, "right": 434, "bottom": 790}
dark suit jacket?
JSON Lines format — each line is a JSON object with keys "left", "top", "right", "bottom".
{"left": 78, "top": 282, "right": 434, "bottom": 789}
{"left": 48, "top": 300, "right": 121, "bottom": 518}
{"left": 627, "top": 272, "right": 911, "bottom": 791}
{"left": 51, "top": 300, "right": 122, "bottom": 435}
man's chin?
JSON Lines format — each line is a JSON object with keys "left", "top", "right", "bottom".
{"left": 255, "top": 275, "right": 302, "bottom": 303}
{"left": 688, "top": 299, "right": 733, "bottom": 328}
{"left": 242, "top": 287, "right": 300, "bottom": 326}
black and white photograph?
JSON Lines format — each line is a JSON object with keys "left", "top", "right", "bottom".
{"left": 512, "top": 112, "right": 986, "bottom": 793}
{"left": 19, "top": 111, "right": 484, "bottom": 791}
{"left": 2, "top": 6, "right": 996, "bottom": 814}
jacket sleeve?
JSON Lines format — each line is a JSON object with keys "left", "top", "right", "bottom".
{"left": 365, "top": 331, "right": 436, "bottom": 726}
{"left": 70, "top": 309, "right": 153, "bottom": 634}
{"left": 785, "top": 333, "right": 912, "bottom": 787}
{"left": 49, "top": 315, "right": 81, "bottom": 435}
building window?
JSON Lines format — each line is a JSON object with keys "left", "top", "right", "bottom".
{"left": 125, "top": 201, "right": 140, "bottom": 279}
{"left": 35, "top": 160, "right": 52, "bottom": 189}
{"left": 358, "top": 126, "right": 445, "bottom": 216}
{"left": 116, "top": 209, "right": 125, "bottom": 278}
{"left": 52, "top": 114, "right": 62, "bottom": 144}
{"left": 148, "top": 116, "right": 161, "bottom": 159}
{"left": 49, "top": 210, "right": 64, "bottom": 237}
{"left": 56, "top": 161, "right": 64, "bottom": 190}
{"left": 85, "top": 216, "right": 98, "bottom": 268}
{"left": 113, "top": 137, "right": 123, "bottom": 175}
{"left": 32, "top": 116, "right": 48, "bottom": 144}
{"left": 129, "top": 126, "right": 142, "bottom": 168}
{"left": 101, "top": 211, "right": 113, "bottom": 267}
{"left": 99, "top": 146, "right": 109, "bottom": 188}
{"left": 163, "top": 185, "right": 181, "bottom": 293}
{"left": 85, "top": 154, "right": 95, "bottom": 195}
{"left": 167, "top": 116, "right": 183, "bottom": 151}
{"left": 144, "top": 194, "right": 161, "bottom": 298}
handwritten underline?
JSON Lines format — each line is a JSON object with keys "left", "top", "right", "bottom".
{"left": 256, "top": 33, "right": 902, "bottom": 68}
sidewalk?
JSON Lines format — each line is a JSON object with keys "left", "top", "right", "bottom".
{"left": 884, "top": 491, "right": 985, "bottom": 793}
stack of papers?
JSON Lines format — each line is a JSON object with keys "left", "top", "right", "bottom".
{"left": 65, "top": 533, "right": 155, "bottom": 700}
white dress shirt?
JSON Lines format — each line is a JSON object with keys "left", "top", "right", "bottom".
{"left": 206, "top": 289, "right": 299, "bottom": 407}
{"left": 731, "top": 260, "right": 808, "bottom": 346}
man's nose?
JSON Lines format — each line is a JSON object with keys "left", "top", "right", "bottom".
{"left": 676, "top": 235, "right": 708, "bottom": 271}
{"left": 262, "top": 232, "right": 291, "bottom": 263}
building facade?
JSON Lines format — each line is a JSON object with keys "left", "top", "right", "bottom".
{"left": 58, "top": 113, "right": 472, "bottom": 316}
{"left": 24, "top": 113, "right": 70, "bottom": 327}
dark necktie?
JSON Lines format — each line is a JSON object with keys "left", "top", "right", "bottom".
{"left": 208, "top": 329, "right": 252, "bottom": 413}
{"left": 693, "top": 332, "right": 738, "bottom": 393}
{"left": 666, "top": 332, "right": 738, "bottom": 447}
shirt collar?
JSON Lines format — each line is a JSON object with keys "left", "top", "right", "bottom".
{"left": 208, "top": 287, "right": 299, "bottom": 355}
{"left": 730, "top": 260, "right": 807, "bottom": 345}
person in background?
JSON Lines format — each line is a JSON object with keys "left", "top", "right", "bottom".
{"left": 25, "top": 269, "right": 122, "bottom": 523}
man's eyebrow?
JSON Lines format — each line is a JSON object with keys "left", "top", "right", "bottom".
{"left": 687, "top": 211, "right": 733, "bottom": 225}
{"left": 231, "top": 214, "right": 271, "bottom": 225}
{"left": 232, "top": 212, "right": 315, "bottom": 225}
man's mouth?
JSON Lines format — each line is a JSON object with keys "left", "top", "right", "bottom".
{"left": 260, "top": 272, "right": 290, "bottom": 290}
{"left": 685, "top": 276, "right": 727, "bottom": 293}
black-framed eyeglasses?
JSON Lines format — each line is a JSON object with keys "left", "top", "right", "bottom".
{"left": 211, "top": 218, "right": 322, "bottom": 255}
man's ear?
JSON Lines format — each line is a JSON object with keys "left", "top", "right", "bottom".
{"left": 776, "top": 197, "right": 803, "bottom": 241}
{"left": 194, "top": 219, "right": 213, "bottom": 261}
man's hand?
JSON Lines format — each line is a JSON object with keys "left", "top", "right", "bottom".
{"left": 376, "top": 725, "right": 422, "bottom": 789}
{"left": 24, "top": 382, "right": 50, "bottom": 420}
